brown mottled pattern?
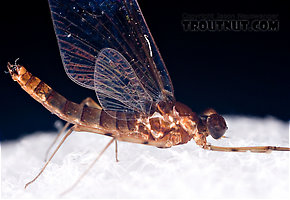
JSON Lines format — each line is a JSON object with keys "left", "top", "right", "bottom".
{"left": 33, "top": 81, "right": 53, "bottom": 101}
{"left": 126, "top": 113, "right": 137, "bottom": 131}
{"left": 46, "top": 90, "right": 67, "bottom": 114}
{"left": 25, "top": 75, "right": 41, "bottom": 93}
{"left": 80, "top": 106, "right": 101, "bottom": 126}
{"left": 19, "top": 71, "right": 32, "bottom": 87}
{"left": 63, "top": 101, "right": 82, "bottom": 122}
{"left": 116, "top": 112, "right": 129, "bottom": 132}
{"left": 100, "top": 110, "right": 116, "bottom": 130}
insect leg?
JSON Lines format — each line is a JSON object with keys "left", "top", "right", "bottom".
{"left": 44, "top": 97, "right": 100, "bottom": 161}
{"left": 25, "top": 125, "right": 75, "bottom": 189}
{"left": 44, "top": 122, "right": 70, "bottom": 161}
{"left": 60, "top": 138, "right": 115, "bottom": 196}
{"left": 203, "top": 144, "right": 290, "bottom": 153}
{"left": 115, "top": 139, "right": 119, "bottom": 162}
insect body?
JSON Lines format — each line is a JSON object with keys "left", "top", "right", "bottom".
{"left": 7, "top": 0, "right": 289, "bottom": 193}
{"left": 8, "top": 63, "right": 226, "bottom": 149}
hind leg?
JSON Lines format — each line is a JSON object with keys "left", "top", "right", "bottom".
{"left": 44, "top": 97, "right": 101, "bottom": 161}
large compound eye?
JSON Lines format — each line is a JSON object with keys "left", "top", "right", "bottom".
{"left": 207, "top": 114, "right": 228, "bottom": 139}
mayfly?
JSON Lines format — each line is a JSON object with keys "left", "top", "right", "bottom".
{"left": 7, "top": 0, "right": 290, "bottom": 194}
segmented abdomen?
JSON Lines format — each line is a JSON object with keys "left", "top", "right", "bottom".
{"left": 8, "top": 64, "right": 176, "bottom": 147}
{"left": 8, "top": 64, "right": 139, "bottom": 133}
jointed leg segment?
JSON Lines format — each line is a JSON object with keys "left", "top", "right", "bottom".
{"left": 25, "top": 125, "right": 76, "bottom": 189}
{"left": 203, "top": 144, "right": 290, "bottom": 153}
{"left": 44, "top": 97, "right": 101, "bottom": 161}
{"left": 60, "top": 138, "right": 115, "bottom": 196}
{"left": 115, "top": 139, "right": 119, "bottom": 162}
{"left": 44, "top": 122, "right": 70, "bottom": 161}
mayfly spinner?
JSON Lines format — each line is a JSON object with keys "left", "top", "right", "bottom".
{"left": 7, "top": 0, "right": 290, "bottom": 194}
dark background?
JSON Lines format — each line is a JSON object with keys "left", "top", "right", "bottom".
{"left": 1, "top": 0, "right": 289, "bottom": 141}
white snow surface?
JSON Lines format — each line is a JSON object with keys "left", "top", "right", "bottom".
{"left": 1, "top": 116, "right": 290, "bottom": 199}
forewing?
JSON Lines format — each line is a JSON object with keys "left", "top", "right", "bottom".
{"left": 48, "top": 0, "right": 175, "bottom": 115}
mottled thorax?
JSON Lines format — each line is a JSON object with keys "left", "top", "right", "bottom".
{"left": 135, "top": 101, "right": 199, "bottom": 147}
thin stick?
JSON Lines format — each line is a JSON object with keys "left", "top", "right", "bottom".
{"left": 44, "top": 122, "right": 70, "bottom": 162}
{"left": 204, "top": 144, "right": 290, "bottom": 153}
{"left": 60, "top": 138, "right": 115, "bottom": 196}
{"left": 25, "top": 126, "right": 75, "bottom": 189}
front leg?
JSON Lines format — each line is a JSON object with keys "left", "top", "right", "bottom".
{"left": 203, "top": 144, "right": 290, "bottom": 153}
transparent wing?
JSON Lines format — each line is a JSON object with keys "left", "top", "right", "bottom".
{"left": 48, "top": 0, "right": 175, "bottom": 115}
{"left": 94, "top": 48, "right": 152, "bottom": 114}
